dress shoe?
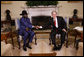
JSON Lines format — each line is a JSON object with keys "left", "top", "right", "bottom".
{"left": 23, "top": 46, "right": 27, "bottom": 51}
{"left": 58, "top": 45, "right": 62, "bottom": 50}
{"left": 52, "top": 46, "right": 58, "bottom": 51}
{"left": 26, "top": 45, "right": 32, "bottom": 49}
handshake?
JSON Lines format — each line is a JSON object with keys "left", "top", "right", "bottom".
{"left": 26, "top": 26, "right": 42, "bottom": 31}
{"left": 33, "top": 26, "right": 43, "bottom": 29}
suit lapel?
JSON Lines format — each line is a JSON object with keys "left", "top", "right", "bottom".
{"left": 51, "top": 17, "right": 56, "bottom": 27}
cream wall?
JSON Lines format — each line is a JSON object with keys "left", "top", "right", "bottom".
{"left": 1, "top": 1, "right": 26, "bottom": 21}
{"left": 1, "top": 1, "right": 83, "bottom": 21}
{"left": 58, "top": 1, "right": 83, "bottom": 18}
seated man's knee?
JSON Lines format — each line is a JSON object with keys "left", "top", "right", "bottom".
{"left": 23, "top": 32, "right": 29, "bottom": 39}
{"left": 30, "top": 31, "right": 35, "bottom": 36}
{"left": 24, "top": 32, "right": 28, "bottom": 36}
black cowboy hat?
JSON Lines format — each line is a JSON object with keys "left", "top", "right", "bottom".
{"left": 20, "top": 10, "right": 28, "bottom": 15}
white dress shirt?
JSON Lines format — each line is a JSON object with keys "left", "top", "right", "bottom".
{"left": 54, "top": 17, "right": 58, "bottom": 28}
{"left": 40, "top": 17, "right": 58, "bottom": 28}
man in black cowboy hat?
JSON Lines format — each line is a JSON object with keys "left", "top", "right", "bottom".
{"left": 19, "top": 10, "right": 36, "bottom": 51}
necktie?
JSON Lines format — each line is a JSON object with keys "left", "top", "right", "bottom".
{"left": 54, "top": 19, "right": 58, "bottom": 32}
{"left": 54, "top": 20, "right": 56, "bottom": 27}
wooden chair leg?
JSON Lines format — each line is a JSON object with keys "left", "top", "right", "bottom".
{"left": 18, "top": 40, "right": 21, "bottom": 49}
{"left": 76, "top": 40, "right": 79, "bottom": 50}
{"left": 35, "top": 34, "right": 37, "bottom": 45}
{"left": 66, "top": 33, "right": 68, "bottom": 48}
{"left": 49, "top": 36, "right": 51, "bottom": 45}
{"left": 66, "top": 39, "right": 68, "bottom": 48}
{"left": 5, "top": 37, "right": 7, "bottom": 44}
{"left": 11, "top": 37, "right": 14, "bottom": 49}
{"left": 35, "top": 37, "right": 37, "bottom": 45}
{"left": 10, "top": 33, "right": 14, "bottom": 49}
{"left": 74, "top": 36, "right": 77, "bottom": 47}
{"left": 17, "top": 36, "right": 21, "bottom": 49}
{"left": 76, "top": 39, "right": 81, "bottom": 50}
{"left": 19, "top": 42, "right": 21, "bottom": 49}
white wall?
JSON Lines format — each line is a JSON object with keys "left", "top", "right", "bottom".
{"left": 1, "top": 1, "right": 83, "bottom": 21}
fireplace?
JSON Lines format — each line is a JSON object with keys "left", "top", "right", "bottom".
{"left": 23, "top": 6, "right": 58, "bottom": 29}
{"left": 32, "top": 15, "right": 51, "bottom": 29}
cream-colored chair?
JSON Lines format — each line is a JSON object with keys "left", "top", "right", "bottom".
{"left": 1, "top": 41, "right": 13, "bottom": 56}
{"left": 64, "top": 17, "right": 69, "bottom": 48}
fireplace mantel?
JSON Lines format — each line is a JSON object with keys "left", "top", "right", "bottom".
{"left": 22, "top": 5, "right": 57, "bottom": 8}
{"left": 27, "top": 5, "right": 57, "bottom": 8}
{"left": 22, "top": 6, "right": 58, "bottom": 22}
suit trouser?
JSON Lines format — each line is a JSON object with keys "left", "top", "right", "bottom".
{"left": 23, "top": 30, "right": 34, "bottom": 46}
{"left": 50, "top": 30, "right": 66, "bottom": 47}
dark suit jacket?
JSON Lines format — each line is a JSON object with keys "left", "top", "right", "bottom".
{"left": 19, "top": 17, "right": 32, "bottom": 35}
{"left": 42, "top": 16, "right": 67, "bottom": 32}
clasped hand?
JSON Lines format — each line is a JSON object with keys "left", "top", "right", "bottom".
{"left": 26, "top": 26, "right": 42, "bottom": 31}
{"left": 34, "top": 26, "right": 42, "bottom": 29}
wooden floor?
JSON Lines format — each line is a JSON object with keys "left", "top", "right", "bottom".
{"left": 11, "top": 38, "right": 80, "bottom": 56}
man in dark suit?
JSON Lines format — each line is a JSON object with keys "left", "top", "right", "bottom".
{"left": 19, "top": 10, "right": 38, "bottom": 51}
{"left": 42, "top": 11, "right": 67, "bottom": 50}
